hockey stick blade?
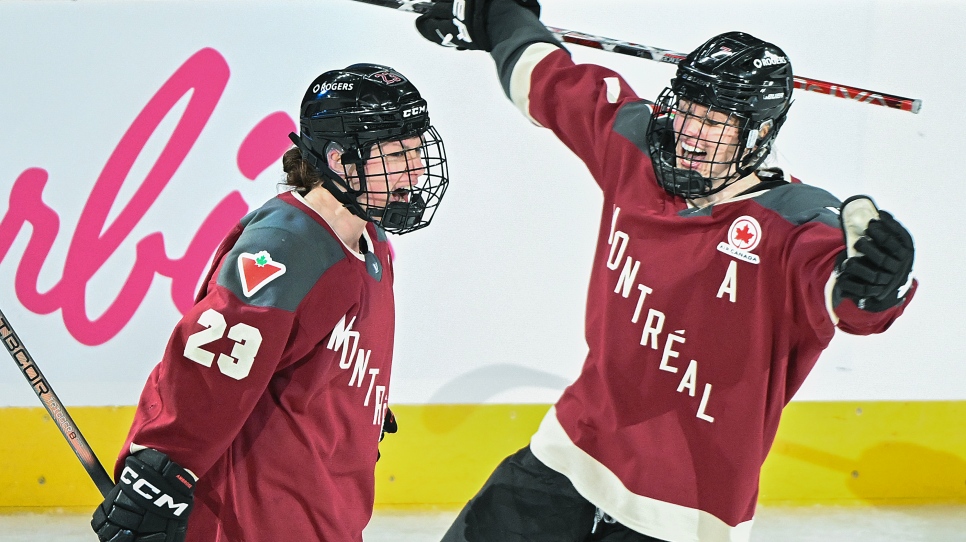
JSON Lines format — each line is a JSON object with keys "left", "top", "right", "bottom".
{"left": 348, "top": 0, "right": 922, "bottom": 114}
{"left": 0, "top": 309, "right": 114, "bottom": 498}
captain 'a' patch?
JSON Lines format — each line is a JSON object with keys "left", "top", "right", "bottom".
{"left": 237, "top": 251, "right": 287, "bottom": 297}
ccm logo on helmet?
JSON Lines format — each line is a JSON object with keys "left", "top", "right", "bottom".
{"left": 120, "top": 466, "right": 190, "bottom": 517}
{"left": 313, "top": 82, "right": 354, "bottom": 93}
{"left": 753, "top": 55, "right": 787, "bottom": 68}
{"left": 402, "top": 105, "right": 427, "bottom": 118}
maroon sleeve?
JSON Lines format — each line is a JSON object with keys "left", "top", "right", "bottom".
{"left": 117, "top": 199, "right": 359, "bottom": 478}
{"left": 782, "top": 219, "right": 916, "bottom": 348}
{"left": 835, "top": 279, "right": 918, "bottom": 335}
{"left": 521, "top": 48, "right": 655, "bottom": 196}
{"left": 121, "top": 287, "right": 300, "bottom": 478}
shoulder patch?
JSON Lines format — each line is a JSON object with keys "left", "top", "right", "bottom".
{"left": 217, "top": 198, "right": 347, "bottom": 311}
{"left": 716, "top": 215, "right": 762, "bottom": 264}
{"left": 237, "top": 251, "right": 287, "bottom": 297}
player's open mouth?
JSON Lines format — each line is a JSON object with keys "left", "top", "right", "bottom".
{"left": 679, "top": 141, "right": 706, "bottom": 169}
{"left": 390, "top": 189, "right": 410, "bottom": 202}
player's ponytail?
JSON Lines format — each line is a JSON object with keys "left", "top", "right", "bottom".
{"left": 281, "top": 146, "right": 324, "bottom": 191}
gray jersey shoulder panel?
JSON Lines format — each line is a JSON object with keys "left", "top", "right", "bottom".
{"left": 373, "top": 225, "right": 387, "bottom": 243}
{"left": 218, "top": 198, "right": 346, "bottom": 311}
{"left": 675, "top": 183, "right": 843, "bottom": 225}
{"left": 752, "top": 183, "right": 842, "bottom": 228}
{"left": 613, "top": 100, "right": 655, "bottom": 153}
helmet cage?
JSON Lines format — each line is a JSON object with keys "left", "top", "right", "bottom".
{"left": 336, "top": 127, "right": 449, "bottom": 234}
{"left": 289, "top": 65, "right": 449, "bottom": 234}
{"left": 646, "top": 87, "right": 781, "bottom": 199}
{"left": 645, "top": 31, "right": 793, "bottom": 199}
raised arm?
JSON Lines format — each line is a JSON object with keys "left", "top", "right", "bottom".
{"left": 414, "top": 0, "right": 653, "bottom": 195}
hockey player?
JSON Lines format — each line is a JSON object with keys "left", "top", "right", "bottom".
{"left": 415, "top": 2, "right": 917, "bottom": 541}
{"left": 90, "top": 63, "right": 449, "bottom": 542}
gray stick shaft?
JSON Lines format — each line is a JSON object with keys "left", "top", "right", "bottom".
{"left": 347, "top": 0, "right": 922, "bottom": 113}
{"left": 0, "top": 309, "right": 114, "bottom": 498}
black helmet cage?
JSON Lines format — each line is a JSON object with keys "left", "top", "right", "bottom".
{"left": 289, "top": 63, "right": 449, "bottom": 234}
{"left": 645, "top": 32, "right": 793, "bottom": 199}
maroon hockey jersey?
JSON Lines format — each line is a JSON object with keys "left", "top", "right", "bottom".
{"left": 503, "top": 45, "right": 917, "bottom": 541}
{"left": 118, "top": 190, "right": 395, "bottom": 541}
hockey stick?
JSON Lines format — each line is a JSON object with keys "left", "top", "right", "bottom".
{"left": 0, "top": 308, "right": 114, "bottom": 498}
{"left": 349, "top": 0, "right": 922, "bottom": 114}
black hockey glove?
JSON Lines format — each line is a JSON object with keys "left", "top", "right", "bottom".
{"left": 415, "top": 0, "right": 540, "bottom": 51}
{"left": 377, "top": 407, "right": 398, "bottom": 461}
{"left": 835, "top": 195, "right": 915, "bottom": 312}
{"left": 91, "top": 448, "right": 196, "bottom": 542}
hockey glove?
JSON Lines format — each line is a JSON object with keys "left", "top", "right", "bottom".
{"left": 377, "top": 407, "right": 398, "bottom": 461}
{"left": 415, "top": 0, "right": 540, "bottom": 51}
{"left": 91, "top": 448, "right": 196, "bottom": 542}
{"left": 835, "top": 195, "right": 915, "bottom": 312}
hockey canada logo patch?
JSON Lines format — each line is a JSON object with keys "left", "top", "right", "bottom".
{"left": 237, "top": 251, "right": 287, "bottom": 297}
{"left": 716, "top": 216, "right": 761, "bottom": 264}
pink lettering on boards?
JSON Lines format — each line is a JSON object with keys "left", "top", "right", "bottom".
{"left": 238, "top": 111, "right": 297, "bottom": 181}
{"left": 0, "top": 48, "right": 240, "bottom": 345}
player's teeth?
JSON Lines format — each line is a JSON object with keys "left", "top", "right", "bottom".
{"left": 682, "top": 142, "right": 701, "bottom": 153}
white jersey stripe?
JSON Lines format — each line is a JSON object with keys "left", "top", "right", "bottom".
{"left": 508, "top": 43, "right": 559, "bottom": 126}
{"left": 825, "top": 271, "right": 841, "bottom": 326}
{"left": 529, "top": 406, "right": 755, "bottom": 542}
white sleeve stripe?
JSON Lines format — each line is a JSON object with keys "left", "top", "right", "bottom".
{"left": 604, "top": 76, "right": 621, "bottom": 103}
{"left": 825, "top": 271, "right": 840, "bottom": 325}
{"left": 508, "top": 43, "right": 560, "bottom": 127}
{"left": 529, "top": 407, "right": 754, "bottom": 542}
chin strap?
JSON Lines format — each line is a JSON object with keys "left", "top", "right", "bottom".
{"left": 377, "top": 193, "right": 426, "bottom": 231}
{"left": 288, "top": 132, "right": 371, "bottom": 221}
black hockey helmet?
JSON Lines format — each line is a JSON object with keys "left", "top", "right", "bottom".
{"left": 289, "top": 63, "right": 449, "bottom": 234}
{"left": 645, "top": 31, "right": 794, "bottom": 198}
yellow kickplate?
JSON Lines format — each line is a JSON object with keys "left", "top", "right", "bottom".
{"left": 2, "top": 401, "right": 964, "bottom": 511}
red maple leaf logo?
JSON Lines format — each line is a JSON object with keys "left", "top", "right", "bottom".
{"left": 734, "top": 225, "right": 755, "bottom": 244}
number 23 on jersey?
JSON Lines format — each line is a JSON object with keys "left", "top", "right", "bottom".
{"left": 183, "top": 308, "right": 263, "bottom": 380}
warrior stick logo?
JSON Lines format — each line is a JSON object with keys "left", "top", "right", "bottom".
{"left": 237, "top": 251, "right": 286, "bottom": 297}
{"left": 0, "top": 317, "right": 53, "bottom": 397}
{"left": 1, "top": 316, "right": 83, "bottom": 442}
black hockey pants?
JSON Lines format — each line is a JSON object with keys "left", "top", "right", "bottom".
{"left": 440, "top": 446, "right": 667, "bottom": 542}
